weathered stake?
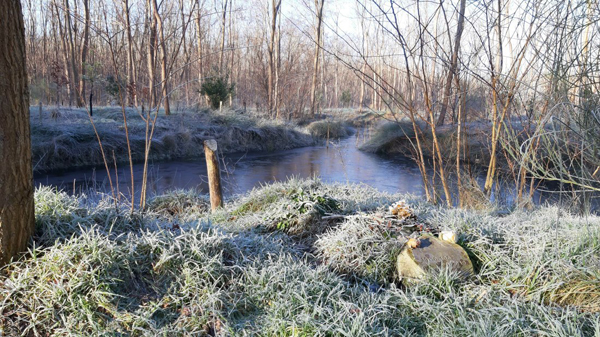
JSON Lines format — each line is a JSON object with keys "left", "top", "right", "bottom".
{"left": 204, "top": 139, "right": 223, "bottom": 210}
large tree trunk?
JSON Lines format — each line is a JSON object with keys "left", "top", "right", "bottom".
{"left": 0, "top": 0, "right": 35, "bottom": 266}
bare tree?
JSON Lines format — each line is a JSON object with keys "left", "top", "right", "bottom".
{"left": 195, "top": 0, "right": 206, "bottom": 104}
{"left": 123, "top": 0, "right": 138, "bottom": 106}
{"left": 79, "top": 0, "right": 91, "bottom": 108}
{"left": 63, "top": 0, "right": 85, "bottom": 106}
{"left": 310, "top": 0, "right": 325, "bottom": 117}
{"left": 147, "top": 0, "right": 157, "bottom": 107}
{"left": 219, "top": 0, "right": 229, "bottom": 71}
{"left": 436, "top": 0, "right": 466, "bottom": 126}
{"left": 268, "top": 0, "right": 282, "bottom": 115}
{"left": 152, "top": 0, "right": 171, "bottom": 115}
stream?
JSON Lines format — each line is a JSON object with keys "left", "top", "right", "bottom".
{"left": 34, "top": 135, "right": 574, "bottom": 208}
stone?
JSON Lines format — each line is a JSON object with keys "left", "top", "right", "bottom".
{"left": 438, "top": 230, "right": 457, "bottom": 243}
{"left": 396, "top": 234, "right": 473, "bottom": 284}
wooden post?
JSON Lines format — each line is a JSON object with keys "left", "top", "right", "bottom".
{"left": 326, "top": 122, "right": 330, "bottom": 149}
{"left": 219, "top": 100, "right": 222, "bottom": 112}
{"left": 204, "top": 139, "right": 223, "bottom": 210}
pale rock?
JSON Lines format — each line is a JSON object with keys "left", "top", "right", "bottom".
{"left": 397, "top": 234, "right": 473, "bottom": 284}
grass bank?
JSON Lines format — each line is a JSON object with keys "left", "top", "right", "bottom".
{"left": 1, "top": 178, "right": 599, "bottom": 336}
{"left": 306, "top": 119, "right": 353, "bottom": 139}
{"left": 359, "top": 120, "right": 491, "bottom": 166}
{"left": 31, "top": 107, "right": 322, "bottom": 172}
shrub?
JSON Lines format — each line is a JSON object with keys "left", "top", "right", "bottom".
{"left": 340, "top": 90, "right": 352, "bottom": 107}
{"left": 200, "top": 73, "right": 235, "bottom": 110}
{"left": 104, "top": 75, "right": 124, "bottom": 102}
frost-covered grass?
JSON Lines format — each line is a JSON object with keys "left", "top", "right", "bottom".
{"left": 359, "top": 120, "right": 492, "bottom": 171}
{"left": 306, "top": 120, "right": 352, "bottom": 139}
{"left": 359, "top": 120, "right": 420, "bottom": 153}
{"left": 1, "top": 179, "right": 600, "bottom": 336}
{"left": 31, "top": 107, "right": 317, "bottom": 172}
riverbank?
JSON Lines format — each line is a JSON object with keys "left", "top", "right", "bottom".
{"left": 359, "top": 120, "right": 492, "bottom": 166}
{"left": 31, "top": 107, "right": 353, "bottom": 173}
{"left": 1, "top": 178, "right": 598, "bottom": 335}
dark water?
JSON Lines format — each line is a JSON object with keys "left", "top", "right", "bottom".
{"left": 34, "top": 136, "right": 571, "bottom": 208}
{"left": 35, "top": 137, "right": 424, "bottom": 197}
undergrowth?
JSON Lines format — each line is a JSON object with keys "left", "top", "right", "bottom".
{"left": 1, "top": 179, "right": 599, "bottom": 336}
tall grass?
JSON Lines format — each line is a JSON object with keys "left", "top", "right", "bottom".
{"left": 1, "top": 179, "right": 599, "bottom": 336}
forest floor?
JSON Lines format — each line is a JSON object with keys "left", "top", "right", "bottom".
{"left": 1, "top": 177, "right": 598, "bottom": 336}
{"left": 30, "top": 106, "right": 353, "bottom": 173}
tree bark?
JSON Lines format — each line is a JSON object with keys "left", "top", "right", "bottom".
{"left": 0, "top": 0, "right": 35, "bottom": 266}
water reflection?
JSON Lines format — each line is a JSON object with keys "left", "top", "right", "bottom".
{"left": 35, "top": 137, "right": 427, "bottom": 198}
{"left": 35, "top": 136, "right": 584, "bottom": 210}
